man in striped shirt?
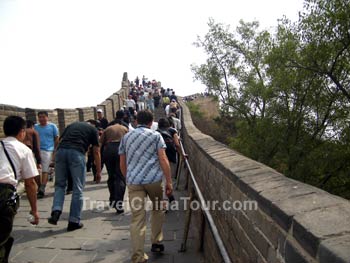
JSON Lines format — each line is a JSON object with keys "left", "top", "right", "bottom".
{"left": 119, "top": 110, "right": 173, "bottom": 263}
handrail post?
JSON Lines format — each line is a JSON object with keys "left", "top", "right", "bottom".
{"left": 179, "top": 187, "right": 195, "bottom": 252}
{"left": 175, "top": 157, "right": 183, "bottom": 190}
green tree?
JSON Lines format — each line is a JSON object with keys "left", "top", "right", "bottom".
{"left": 191, "top": 0, "right": 350, "bottom": 198}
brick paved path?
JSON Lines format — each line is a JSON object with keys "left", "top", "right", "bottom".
{"left": 10, "top": 170, "right": 203, "bottom": 263}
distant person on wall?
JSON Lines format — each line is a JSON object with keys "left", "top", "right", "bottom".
{"left": 23, "top": 120, "right": 42, "bottom": 186}
{"left": 142, "top": 75, "right": 147, "bottom": 87}
{"left": 119, "top": 110, "right": 173, "bottom": 263}
{"left": 162, "top": 95, "right": 170, "bottom": 109}
{"left": 169, "top": 99, "right": 179, "bottom": 116}
{"left": 169, "top": 112, "right": 181, "bottom": 132}
{"left": 34, "top": 111, "right": 59, "bottom": 199}
{"left": 169, "top": 91, "right": 177, "bottom": 102}
{"left": 100, "top": 122, "right": 128, "bottom": 214}
{"left": 48, "top": 121, "right": 101, "bottom": 231}
{"left": 137, "top": 91, "right": 146, "bottom": 111}
{"left": 124, "top": 95, "right": 136, "bottom": 118}
{"left": 0, "top": 116, "right": 40, "bottom": 262}
{"left": 135, "top": 76, "right": 140, "bottom": 87}
{"left": 153, "top": 91, "right": 161, "bottom": 108}
{"left": 96, "top": 109, "right": 108, "bottom": 129}
{"left": 146, "top": 92, "right": 155, "bottom": 112}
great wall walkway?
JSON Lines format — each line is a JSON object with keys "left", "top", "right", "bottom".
{"left": 10, "top": 166, "right": 203, "bottom": 263}
{"left": 9, "top": 106, "right": 203, "bottom": 263}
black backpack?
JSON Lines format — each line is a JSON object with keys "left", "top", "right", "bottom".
{"left": 157, "top": 129, "right": 177, "bottom": 163}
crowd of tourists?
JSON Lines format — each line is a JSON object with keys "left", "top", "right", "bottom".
{"left": 0, "top": 75, "right": 184, "bottom": 263}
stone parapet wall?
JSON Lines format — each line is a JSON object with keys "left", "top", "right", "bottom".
{"left": 77, "top": 107, "right": 95, "bottom": 122}
{"left": 0, "top": 105, "right": 26, "bottom": 138}
{"left": 25, "top": 108, "right": 59, "bottom": 127}
{"left": 0, "top": 73, "right": 129, "bottom": 138}
{"left": 180, "top": 101, "right": 350, "bottom": 263}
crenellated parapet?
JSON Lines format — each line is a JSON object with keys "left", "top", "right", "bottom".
{"left": 0, "top": 72, "right": 130, "bottom": 138}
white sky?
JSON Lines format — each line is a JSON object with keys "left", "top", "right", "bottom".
{"left": 0, "top": 0, "right": 304, "bottom": 108}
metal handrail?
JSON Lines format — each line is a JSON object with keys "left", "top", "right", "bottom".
{"left": 177, "top": 107, "right": 232, "bottom": 263}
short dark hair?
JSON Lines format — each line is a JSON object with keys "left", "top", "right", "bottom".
{"left": 158, "top": 118, "right": 170, "bottom": 129}
{"left": 37, "top": 111, "right": 48, "bottom": 117}
{"left": 137, "top": 110, "right": 153, "bottom": 125}
{"left": 86, "top": 119, "right": 101, "bottom": 128}
{"left": 4, "top": 116, "right": 26, "bottom": 136}
{"left": 26, "top": 119, "right": 35, "bottom": 128}
{"left": 167, "top": 117, "right": 174, "bottom": 128}
{"left": 116, "top": 110, "right": 124, "bottom": 119}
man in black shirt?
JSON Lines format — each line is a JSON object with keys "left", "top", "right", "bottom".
{"left": 97, "top": 109, "right": 108, "bottom": 129}
{"left": 48, "top": 121, "right": 101, "bottom": 231}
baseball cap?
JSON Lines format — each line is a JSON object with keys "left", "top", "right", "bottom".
{"left": 97, "top": 109, "right": 103, "bottom": 113}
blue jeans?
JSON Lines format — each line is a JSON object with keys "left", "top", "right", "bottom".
{"left": 52, "top": 148, "right": 86, "bottom": 223}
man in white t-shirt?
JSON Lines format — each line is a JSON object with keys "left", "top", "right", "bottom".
{"left": 124, "top": 95, "right": 136, "bottom": 118}
{"left": 0, "top": 116, "right": 39, "bottom": 262}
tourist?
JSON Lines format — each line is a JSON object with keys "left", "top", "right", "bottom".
{"left": 153, "top": 92, "right": 161, "bottom": 108}
{"left": 48, "top": 121, "right": 101, "bottom": 231}
{"left": 34, "top": 111, "right": 59, "bottom": 198}
{"left": 100, "top": 122, "right": 128, "bottom": 214}
{"left": 124, "top": 95, "right": 136, "bottom": 117}
{"left": 157, "top": 118, "right": 184, "bottom": 200}
{"left": 146, "top": 92, "right": 155, "bottom": 112}
{"left": 169, "top": 91, "right": 177, "bottom": 102}
{"left": 23, "top": 120, "right": 42, "bottom": 186}
{"left": 119, "top": 110, "right": 173, "bottom": 263}
{"left": 162, "top": 95, "right": 170, "bottom": 109}
{"left": 137, "top": 91, "right": 146, "bottom": 111}
{"left": 169, "top": 112, "right": 181, "bottom": 132}
{"left": 96, "top": 109, "right": 108, "bottom": 129}
{"left": 0, "top": 116, "right": 39, "bottom": 262}
{"left": 108, "top": 110, "right": 129, "bottom": 129}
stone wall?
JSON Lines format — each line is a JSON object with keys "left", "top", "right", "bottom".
{"left": 0, "top": 73, "right": 130, "bottom": 138}
{"left": 180, "top": 101, "right": 350, "bottom": 263}
{"left": 0, "top": 105, "right": 26, "bottom": 138}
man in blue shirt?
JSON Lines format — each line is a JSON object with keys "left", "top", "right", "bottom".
{"left": 119, "top": 110, "right": 173, "bottom": 263}
{"left": 34, "top": 111, "right": 59, "bottom": 198}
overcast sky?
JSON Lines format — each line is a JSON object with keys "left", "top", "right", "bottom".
{"left": 0, "top": 0, "right": 304, "bottom": 109}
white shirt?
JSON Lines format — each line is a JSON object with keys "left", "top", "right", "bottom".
{"left": 0, "top": 137, "right": 38, "bottom": 187}
{"left": 125, "top": 99, "right": 136, "bottom": 109}
{"left": 171, "top": 116, "right": 182, "bottom": 131}
{"left": 165, "top": 105, "right": 170, "bottom": 116}
{"left": 151, "top": 122, "right": 158, "bottom": 131}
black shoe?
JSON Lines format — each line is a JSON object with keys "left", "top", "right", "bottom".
{"left": 4, "top": 236, "right": 14, "bottom": 262}
{"left": 37, "top": 190, "right": 45, "bottom": 199}
{"left": 48, "top": 210, "right": 61, "bottom": 225}
{"left": 168, "top": 195, "right": 175, "bottom": 203}
{"left": 116, "top": 209, "right": 124, "bottom": 215}
{"left": 151, "top": 243, "right": 164, "bottom": 253}
{"left": 67, "top": 222, "right": 84, "bottom": 232}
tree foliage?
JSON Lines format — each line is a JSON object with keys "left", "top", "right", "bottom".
{"left": 192, "top": 0, "right": 350, "bottom": 198}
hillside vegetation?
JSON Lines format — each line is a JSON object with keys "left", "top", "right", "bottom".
{"left": 190, "top": 0, "right": 350, "bottom": 199}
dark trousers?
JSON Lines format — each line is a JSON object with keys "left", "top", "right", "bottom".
{"left": 0, "top": 186, "right": 16, "bottom": 263}
{"left": 103, "top": 142, "right": 126, "bottom": 210}
{"left": 128, "top": 107, "right": 135, "bottom": 117}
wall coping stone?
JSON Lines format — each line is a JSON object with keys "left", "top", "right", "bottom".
{"left": 180, "top": 100, "right": 350, "bottom": 262}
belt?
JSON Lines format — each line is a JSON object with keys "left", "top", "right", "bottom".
{"left": 0, "top": 183, "right": 16, "bottom": 192}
